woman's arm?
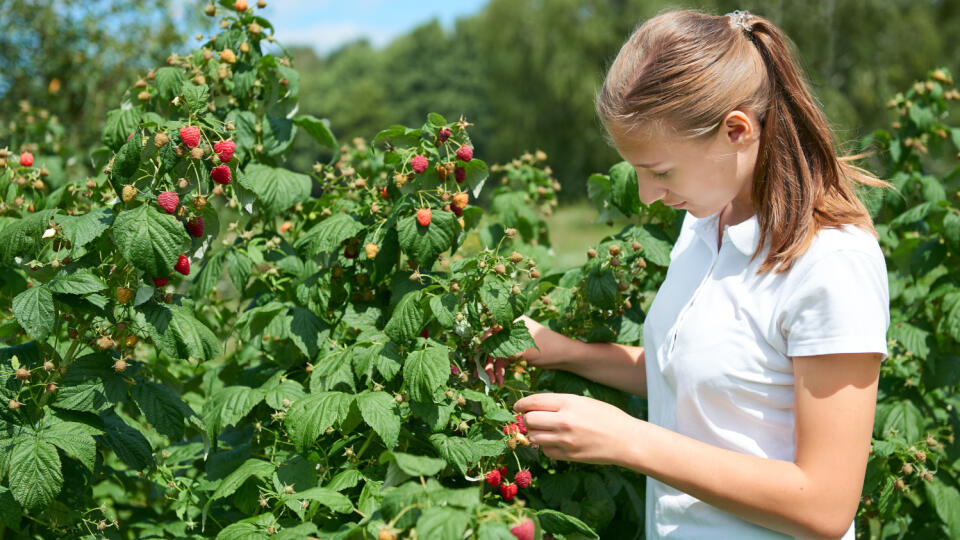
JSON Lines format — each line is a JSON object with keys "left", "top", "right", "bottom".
{"left": 515, "top": 351, "right": 882, "bottom": 540}
{"left": 517, "top": 316, "right": 647, "bottom": 398}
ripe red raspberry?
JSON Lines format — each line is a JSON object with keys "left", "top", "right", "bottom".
{"left": 514, "top": 469, "right": 532, "bottom": 488}
{"left": 451, "top": 204, "right": 462, "bottom": 217}
{"left": 485, "top": 469, "right": 502, "bottom": 487}
{"left": 499, "top": 482, "right": 517, "bottom": 501}
{"left": 499, "top": 465, "right": 508, "bottom": 478}
{"left": 157, "top": 191, "right": 179, "bottom": 214}
{"left": 214, "top": 139, "right": 235, "bottom": 163}
{"left": 416, "top": 208, "right": 431, "bottom": 227}
{"left": 419, "top": 328, "right": 429, "bottom": 338}
{"left": 344, "top": 244, "right": 359, "bottom": 259}
{"left": 19, "top": 152, "right": 34, "bottom": 167}
{"left": 179, "top": 125, "right": 202, "bottom": 148}
{"left": 152, "top": 277, "right": 169, "bottom": 287}
{"left": 515, "top": 414, "right": 528, "bottom": 434}
{"left": 456, "top": 145, "right": 473, "bottom": 162}
{"left": 211, "top": 165, "right": 232, "bottom": 185}
{"left": 185, "top": 216, "right": 205, "bottom": 237}
{"left": 510, "top": 519, "right": 534, "bottom": 540}
{"left": 454, "top": 167, "right": 466, "bottom": 183}
{"left": 437, "top": 127, "right": 451, "bottom": 143}
{"left": 503, "top": 423, "right": 520, "bottom": 436}
{"left": 174, "top": 255, "right": 190, "bottom": 275}
{"left": 411, "top": 154, "right": 429, "bottom": 174}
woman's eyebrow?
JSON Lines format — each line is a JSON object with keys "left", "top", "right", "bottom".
{"left": 634, "top": 161, "right": 664, "bottom": 168}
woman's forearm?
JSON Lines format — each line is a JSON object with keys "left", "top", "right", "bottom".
{"left": 550, "top": 339, "right": 647, "bottom": 398}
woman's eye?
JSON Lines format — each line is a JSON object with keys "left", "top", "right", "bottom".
{"left": 651, "top": 170, "right": 670, "bottom": 179}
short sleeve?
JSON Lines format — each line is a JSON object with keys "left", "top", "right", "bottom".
{"left": 778, "top": 249, "right": 890, "bottom": 362}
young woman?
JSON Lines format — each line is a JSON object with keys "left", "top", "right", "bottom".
{"left": 512, "top": 9, "right": 892, "bottom": 539}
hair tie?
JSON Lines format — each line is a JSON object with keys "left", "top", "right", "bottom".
{"left": 725, "top": 9, "right": 755, "bottom": 32}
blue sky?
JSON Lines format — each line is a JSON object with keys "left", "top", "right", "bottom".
{"left": 249, "top": 0, "right": 489, "bottom": 54}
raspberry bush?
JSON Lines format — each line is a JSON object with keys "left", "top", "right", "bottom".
{"left": 0, "top": 3, "right": 958, "bottom": 539}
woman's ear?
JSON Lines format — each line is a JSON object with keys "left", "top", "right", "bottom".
{"left": 723, "top": 110, "right": 759, "bottom": 145}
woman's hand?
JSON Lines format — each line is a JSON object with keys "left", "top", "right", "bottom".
{"left": 514, "top": 315, "right": 576, "bottom": 369}
{"left": 513, "top": 393, "right": 642, "bottom": 465}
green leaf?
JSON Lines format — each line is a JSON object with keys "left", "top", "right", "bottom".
{"left": 0, "top": 486, "right": 21, "bottom": 528}
{"left": 215, "top": 523, "right": 266, "bottom": 540}
{"left": 429, "top": 293, "right": 459, "bottom": 328}
{"left": 939, "top": 292, "right": 960, "bottom": 342}
{"left": 263, "top": 379, "right": 306, "bottom": 410}
{"left": 403, "top": 346, "right": 449, "bottom": 403}
{"left": 477, "top": 521, "right": 516, "bottom": 540}
{"left": 285, "top": 392, "right": 354, "bottom": 454}
{"left": 154, "top": 67, "right": 184, "bottom": 101}
{"left": 42, "top": 420, "right": 100, "bottom": 473}
{"left": 609, "top": 161, "right": 640, "bottom": 216}
{"left": 585, "top": 266, "right": 618, "bottom": 310}
{"left": 325, "top": 469, "right": 364, "bottom": 492}
{"left": 12, "top": 285, "right": 55, "bottom": 340}
{"left": 131, "top": 380, "right": 196, "bottom": 440}
{"left": 283, "top": 487, "right": 353, "bottom": 514}
{"left": 633, "top": 224, "right": 674, "bottom": 267}
{"left": 288, "top": 306, "right": 328, "bottom": 360}
{"left": 0, "top": 209, "right": 58, "bottom": 264}
{"left": 889, "top": 321, "right": 932, "bottom": 357}
{"left": 294, "top": 115, "right": 337, "bottom": 150}
{"left": 294, "top": 213, "right": 364, "bottom": 256}
{"left": 7, "top": 438, "right": 62, "bottom": 511}
{"left": 384, "top": 290, "right": 426, "bottom": 342}
{"left": 480, "top": 320, "right": 536, "bottom": 359}
{"left": 384, "top": 451, "right": 446, "bottom": 477}
{"left": 875, "top": 400, "right": 924, "bottom": 441}
{"left": 202, "top": 386, "right": 264, "bottom": 438}
{"left": 52, "top": 353, "right": 127, "bottom": 413}
{"left": 416, "top": 507, "right": 470, "bottom": 540}
{"left": 102, "top": 108, "right": 141, "bottom": 150}
{"left": 537, "top": 509, "right": 600, "bottom": 538}
{"left": 398, "top": 211, "right": 458, "bottom": 268}
{"left": 262, "top": 115, "right": 297, "bottom": 156}
{"left": 357, "top": 391, "right": 401, "bottom": 448}
{"left": 944, "top": 210, "right": 960, "bottom": 249}
{"left": 461, "top": 159, "right": 489, "bottom": 198}
{"left": 428, "top": 433, "right": 480, "bottom": 476}
{"left": 112, "top": 203, "right": 189, "bottom": 277}
{"left": 479, "top": 281, "right": 516, "bottom": 326}
{"left": 240, "top": 164, "right": 312, "bottom": 216}
{"left": 100, "top": 413, "right": 154, "bottom": 470}
{"left": 54, "top": 206, "right": 113, "bottom": 253}
{"left": 923, "top": 477, "right": 960, "bottom": 539}
{"left": 137, "top": 302, "right": 222, "bottom": 362}
{"left": 47, "top": 269, "right": 107, "bottom": 295}
{"left": 113, "top": 132, "right": 142, "bottom": 179}
{"left": 211, "top": 459, "right": 276, "bottom": 501}
{"left": 181, "top": 81, "right": 210, "bottom": 115}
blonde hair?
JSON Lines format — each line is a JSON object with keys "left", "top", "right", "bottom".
{"left": 596, "top": 9, "right": 893, "bottom": 274}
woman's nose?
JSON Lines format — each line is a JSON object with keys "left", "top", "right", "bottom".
{"left": 637, "top": 181, "right": 668, "bottom": 206}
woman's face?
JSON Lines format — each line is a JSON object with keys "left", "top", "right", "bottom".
{"left": 607, "top": 111, "right": 760, "bottom": 220}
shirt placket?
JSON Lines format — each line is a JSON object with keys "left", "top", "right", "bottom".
{"left": 665, "top": 226, "right": 728, "bottom": 361}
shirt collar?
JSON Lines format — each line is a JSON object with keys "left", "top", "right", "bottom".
{"left": 692, "top": 210, "right": 760, "bottom": 257}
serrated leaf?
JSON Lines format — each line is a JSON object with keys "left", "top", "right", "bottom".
{"left": 939, "top": 292, "right": 960, "bottom": 342}
{"left": 416, "top": 507, "right": 470, "bottom": 540}
{"left": 609, "top": 161, "right": 640, "bottom": 216}
{"left": 47, "top": 269, "right": 107, "bottom": 295}
{"left": 8, "top": 438, "right": 62, "bottom": 511}
{"left": 403, "top": 347, "right": 449, "bottom": 403}
{"left": 288, "top": 306, "right": 328, "bottom": 360}
{"left": 0, "top": 209, "right": 58, "bottom": 264}
{"left": 215, "top": 523, "right": 266, "bottom": 540}
{"left": 211, "top": 458, "right": 275, "bottom": 501}
{"left": 113, "top": 132, "right": 142, "bottom": 179}
{"left": 385, "top": 290, "right": 426, "bottom": 342}
{"left": 102, "top": 108, "right": 140, "bottom": 150}
{"left": 285, "top": 392, "right": 354, "bottom": 454}
{"left": 429, "top": 293, "right": 458, "bottom": 328}
{"left": 585, "top": 266, "right": 618, "bottom": 310}
{"left": 202, "top": 386, "right": 264, "bottom": 438}
{"left": 294, "top": 114, "right": 337, "bottom": 150}
{"left": 42, "top": 421, "right": 99, "bottom": 473}
{"left": 241, "top": 164, "right": 311, "bottom": 216}
{"left": 99, "top": 413, "right": 153, "bottom": 470}
{"left": 537, "top": 509, "right": 600, "bottom": 538}
{"left": 0, "top": 486, "right": 20, "bottom": 528}
{"left": 632, "top": 224, "right": 674, "bottom": 267}
{"left": 385, "top": 451, "right": 446, "bottom": 477}
{"left": 294, "top": 213, "right": 364, "bottom": 256}
{"left": 283, "top": 487, "right": 353, "bottom": 514}
{"left": 137, "top": 302, "right": 222, "bottom": 362}
{"left": 397, "top": 211, "right": 458, "bottom": 268}
{"left": 112, "top": 203, "right": 189, "bottom": 277}
{"left": 181, "top": 81, "right": 210, "bottom": 115}
{"left": 477, "top": 521, "right": 516, "bottom": 540}
{"left": 131, "top": 380, "right": 196, "bottom": 440}
{"left": 480, "top": 320, "right": 536, "bottom": 359}
{"left": 12, "top": 285, "right": 55, "bottom": 340}
{"left": 357, "top": 391, "right": 401, "bottom": 448}
{"left": 55, "top": 207, "right": 113, "bottom": 255}
{"left": 479, "top": 282, "right": 516, "bottom": 326}
{"left": 263, "top": 379, "right": 306, "bottom": 410}
{"left": 924, "top": 478, "right": 960, "bottom": 539}
{"left": 875, "top": 400, "right": 924, "bottom": 441}
{"left": 154, "top": 67, "right": 184, "bottom": 101}
{"left": 428, "top": 433, "right": 480, "bottom": 476}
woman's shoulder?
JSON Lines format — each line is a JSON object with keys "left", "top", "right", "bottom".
{"left": 793, "top": 223, "right": 885, "bottom": 274}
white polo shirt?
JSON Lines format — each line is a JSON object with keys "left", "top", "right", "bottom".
{"left": 643, "top": 208, "right": 890, "bottom": 539}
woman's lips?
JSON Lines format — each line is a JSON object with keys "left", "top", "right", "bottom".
{"left": 666, "top": 201, "right": 685, "bottom": 208}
